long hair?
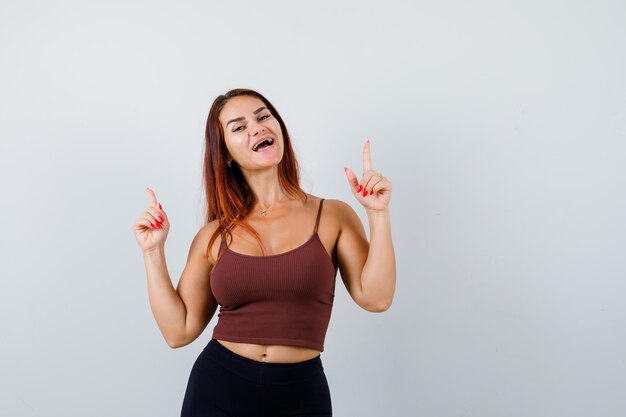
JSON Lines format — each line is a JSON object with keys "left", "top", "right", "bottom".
{"left": 202, "top": 88, "right": 307, "bottom": 265}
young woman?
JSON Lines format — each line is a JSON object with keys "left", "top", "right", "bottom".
{"left": 132, "top": 88, "right": 396, "bottom": 416}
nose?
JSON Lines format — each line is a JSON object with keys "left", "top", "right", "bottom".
{"left": 249, "top": 120, "right": 266, "bottom": 136}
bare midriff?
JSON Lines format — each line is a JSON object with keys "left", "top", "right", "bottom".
{"left": 216, "top": 339, "right": 321, "bottom": 364}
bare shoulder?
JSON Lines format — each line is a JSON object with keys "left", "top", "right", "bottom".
{"left": 191, "top": 219, "right": 222, "bottom": 264}
{"left": 320, "top": 198, "right": 360, "bottom": 229}
{"left": 198, "top": 218, "right": 221, "bottom": 237}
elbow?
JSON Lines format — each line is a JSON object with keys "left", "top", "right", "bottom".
{"left": 166, "top": 338, "right": 182, "bottom": 349}
{"left": 370, "top": 304, "right": 391, "bottom": 313}
{"left": 167, "top": 341, "right": 182, "bottom": 349}
{"left": 364, "top": 300, "right": 392, "bottom": 313}
{"left": 166, "top": 334, "right": 189, "bottom": 349}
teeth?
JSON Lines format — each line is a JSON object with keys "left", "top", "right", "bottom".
{"left": 253, "top": 138, "right": 274, "bottom": 151}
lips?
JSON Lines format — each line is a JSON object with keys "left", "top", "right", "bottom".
{"left": 251, "top": 136, "right": 275, "bottom": 152}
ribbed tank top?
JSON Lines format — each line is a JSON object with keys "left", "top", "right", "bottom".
{"left": 210, "top": 199, "right": 338, "bottom": 352}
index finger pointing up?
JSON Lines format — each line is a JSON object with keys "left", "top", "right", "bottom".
{"left": 363, "top": 139, "right": 372, "bottom": 172}
{"left": 146, "top": 187, "right": 158, "bottom": 208}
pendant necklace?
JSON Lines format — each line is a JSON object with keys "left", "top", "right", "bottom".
{"left": 258, "top": 197, "right": 284, "bottom": 217}
{"left": 259, "top": 207, "right": 271, "bottom": 217}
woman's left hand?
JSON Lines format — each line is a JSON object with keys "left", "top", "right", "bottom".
{"left": 344, "top": 139, "right": 392, "bottom": 212}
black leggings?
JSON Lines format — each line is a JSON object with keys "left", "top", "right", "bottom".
{"left": 180, "top": 339, "right": 333, "bottom": 417}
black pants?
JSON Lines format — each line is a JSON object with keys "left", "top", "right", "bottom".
{"left": 181, "top": 339, "right": 333, "bottom": 417}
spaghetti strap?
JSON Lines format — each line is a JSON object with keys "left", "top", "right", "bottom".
{"left": 313, "top": 199, "right": 325, "bottom": 234}
{"left": 218, "top": 233, "right": 227, "bottom": 256}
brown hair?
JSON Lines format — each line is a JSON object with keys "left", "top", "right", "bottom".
{"left": 202, "top": 88, "right": 307, "bottom": 265}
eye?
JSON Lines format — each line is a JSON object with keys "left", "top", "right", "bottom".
{"left": 233, "top": 115, "right": 271, "bottom": 132}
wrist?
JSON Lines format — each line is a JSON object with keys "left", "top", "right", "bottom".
{"left": 366, "top": 207, "right": 390, "bottom": 216}
{"left": 143, "top": 245, "right": 165, "bottom": 258}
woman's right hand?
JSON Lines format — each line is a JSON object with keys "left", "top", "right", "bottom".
{"left": 132, "top": 187, "right": 170, "bottom": 253}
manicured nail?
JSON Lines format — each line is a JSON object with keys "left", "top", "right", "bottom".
{"left": 156, "top": 222, "right": 162, "bottom": 228}
{"left": 158, "top": 216, "right": 164, "bottom": 222}
{"left": 363, "top": 190, "right": 368, "bottom": 197}
{"left": 357, "top": 184, "right": 363, "bottom": 193}
{"left": 159, "top": 203, "right": 162, "bottom": 210}
{"left": 344, "top": 167, "right": 347, "bottom": 172}
{"left": 150, "top": 222, "right": 156, "bottom": 228}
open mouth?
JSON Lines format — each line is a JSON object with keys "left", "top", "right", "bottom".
{"left": 252, "top": 138, "right": 275, "bottom": 152}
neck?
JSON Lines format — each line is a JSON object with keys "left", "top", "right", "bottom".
{"left": 241, "top": 167, "right": 287, "bottom": 209}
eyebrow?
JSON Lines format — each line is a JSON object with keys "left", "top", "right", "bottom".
{"left": 225, "top": 106, "right": 268, "bottom": 127}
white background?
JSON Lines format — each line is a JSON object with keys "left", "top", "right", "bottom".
{"left": 1, "top": 1, "right": 625, "bottom": 416}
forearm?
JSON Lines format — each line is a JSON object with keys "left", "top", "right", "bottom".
{"left": 143, "top": 246, "right": 187, "bottom": 346}
{"left": 361, "top": 208, "right": 396, "bottom": 310}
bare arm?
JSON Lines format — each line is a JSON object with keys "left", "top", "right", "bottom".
{"left": 143, "top": 246, "right": 187, "bottom": 347}
{"left": 340, "top": 139, "right": 396, "bottom": 312}
{"left": 134, "top": 188, "right": 217, "bottom": 348}
{"left": 144, "top": 222, "right": 218, "bottom": 348}
{"left": 361, "top": 207, "right": 396, "bottom": 311}
{"left": 172, "top": 223, "right": 219, "bottom": 348}
{"left": 335, "top": 201, "right": 396, "bottom": 312}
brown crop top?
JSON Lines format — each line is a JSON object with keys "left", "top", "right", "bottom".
{"left": 209, "top": 198, "right": 338, "bottom": 352}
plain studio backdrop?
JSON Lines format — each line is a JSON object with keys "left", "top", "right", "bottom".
{"left": 1, "top": 1, "right": 625, "bottom": 416}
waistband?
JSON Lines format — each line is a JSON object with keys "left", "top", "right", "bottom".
{"left": 204, "top": 339, "right": 324, "bottom": 385}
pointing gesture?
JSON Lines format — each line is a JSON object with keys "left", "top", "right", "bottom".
{"left": 132, "top": 187, "right": 170, "bottom": 253}
{"left": 344, "top": 139, "right": 392, "bottom": 212}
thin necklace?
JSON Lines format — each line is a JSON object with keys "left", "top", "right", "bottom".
{"left": 259, "top": 204, "right": 273, "bottom": 217}
{"left": 257, "top": 196, "right": 286, "bottom": 217}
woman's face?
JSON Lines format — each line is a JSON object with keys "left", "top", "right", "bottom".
{"left": 219, "top": 95, "right": 284, "bottom": 171}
